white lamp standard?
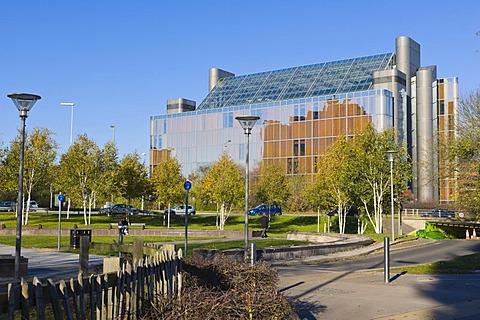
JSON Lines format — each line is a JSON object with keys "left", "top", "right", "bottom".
{"left": 60, "top": 102, "right": 75, "bottom": 145}
{"left": 235, "top": 115, "right": 260, "bottom": 259}
{"left": 8, "top": 93, "right": 41, "bottom": 279}
{"left": 110, "top": 125, "right": 116, "bottom": 144}
{"left": 386, "top": 150, "right": 397, "bottom": 242}
{"left": 141, "top": 152, "right": 147, "bottom": 211}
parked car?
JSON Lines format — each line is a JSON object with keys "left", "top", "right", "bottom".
{"left": 25, "top": 201, "right": 38, "bottom": 209}
{"left": 164, "top": 205, "right": 196, "bottom": 216}
{"left": 421, "top": 208, "right": 455, "bottom": 218}
{"left": 98, "top": 203, "right": 139, "bottom": 216}
{"left": 0, "top": 201, "right": 16, "bottom": 212}
{"left": 248, "top": 204, "right": 282, "bottom": 216}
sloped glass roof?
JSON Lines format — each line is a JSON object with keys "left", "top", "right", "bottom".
{"left": 197, "top": 53, "right": 394, "bottom": 110}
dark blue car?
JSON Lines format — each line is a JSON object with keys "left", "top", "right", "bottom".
{"left": 248, "top": 204, "right": 282, "bottom": 216}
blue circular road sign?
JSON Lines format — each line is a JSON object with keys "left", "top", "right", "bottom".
{"left": 58, "top": 194, "right": 65, "bottom": 202}
{"left": 184, "top": 180, "right": 192, "bottom": 191}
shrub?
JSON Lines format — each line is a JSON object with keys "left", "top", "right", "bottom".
{"left": 144, "top": 257, "right": 298, "bottom": 319}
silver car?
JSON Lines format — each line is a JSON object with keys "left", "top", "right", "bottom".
{"left": 0, "top": 201, "right": 16, "bottom": 212}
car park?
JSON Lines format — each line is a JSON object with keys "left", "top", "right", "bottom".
{"left": 98, "top": 203, "right": 139, "bottom": 215}
{"left": 421, "top": 208, "right": 455, "bottom": 218}
{"left": 0, "top": 201, "right": 16, "bottom": 212}
{"left": 248, "top": 204, "right": 282, "bottom": 216}
{"left": 164, "top": 205, "right": 196, "bottom": 216}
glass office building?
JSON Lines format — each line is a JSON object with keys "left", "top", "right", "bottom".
{"left": 150, "top": 36, "right": 459, "bottom": 204}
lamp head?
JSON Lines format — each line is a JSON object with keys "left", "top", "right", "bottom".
{"left": 8, "top": 93, "right": 41, "bottom": 117}
{"left": 386, "top": 150, "right": 398, "bottom": 162}
{"left": 235, "top": 116, "right": 260, "bottom": 134}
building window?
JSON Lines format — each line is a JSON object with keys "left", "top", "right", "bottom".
{"left": 287, "top": 158, "right": 299, "bottom": 174}
{"left": 293, "top": 139, "right": 306, "bottom": 156}
{"left": 223, "top": 112, "right": 233, "bottom": 128}
{"left": 439, "top": 100, "right": 445, "bottom": 115}
{"left": 294, "top": 104, "right": 306, "bottom": 121}
{"left": 151, "top": 135, "right": 162, "bottom": 150}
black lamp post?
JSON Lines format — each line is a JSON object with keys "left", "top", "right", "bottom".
{"left": 386, "top": 150, "right": 397, "bottom": 242}
{"left": 235, "top": 115, "right": 260, "bottom": 260}
{"left": 7, "top": 93, "right": 41, "bottom": 279}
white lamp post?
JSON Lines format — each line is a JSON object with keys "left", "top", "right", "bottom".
{"left": 141, "top": 152, "right": 147, "bottom": 211}
{"left": 235, "top": 115, "right": 260, "bottom": 260}
{"left": 8, "top": 93, "right": 41, "bottom": 279}
{"left": 386, "top": 150, "right": 397, "bottom": 242}
{"left": 60, "top": 102, "right": 75, "bottom": 145}
{"left": 110, "top": 125, "right": 116, "bottom": 144}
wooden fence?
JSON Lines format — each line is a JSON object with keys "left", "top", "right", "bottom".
{"left": 1, "top": 239, "right": 183, "bottom": 319}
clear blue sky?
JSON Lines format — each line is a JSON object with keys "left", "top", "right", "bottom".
{"left": 1, "top": 1, "right": 479, "bottom": 160}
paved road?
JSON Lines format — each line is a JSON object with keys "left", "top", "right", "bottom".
{"left": 275, "top": 239, "right": 480, "bottom": 320}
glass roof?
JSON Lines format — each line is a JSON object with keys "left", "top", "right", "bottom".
{"left": 197, "top": 53, "right": 394, "bottom": 110}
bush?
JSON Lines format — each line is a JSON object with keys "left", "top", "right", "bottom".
{"left": 144, "top": 257, "right": 298, "bottom": 319}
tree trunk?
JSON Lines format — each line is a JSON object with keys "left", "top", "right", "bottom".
{"left": 83, "top": 199, "right": 88, "bottom": 225}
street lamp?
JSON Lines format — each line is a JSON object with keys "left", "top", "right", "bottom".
{"left": 235, "top": 115, "right": 260, "bottom": 260}
{"left": 223, "top": 139, "right": 231, "bottom": 154}
{"left": 386, "top": 150, "right": 397, "bottom": 242}
{"left": 8, "top": 93, "right": 41, "bottom": 280}
{"left": 60, "top": 102, "right": 75, "bottom": 145}
{"left": 110, "top": 125, "right": 116, "bottom": 144}
{"left": 141, "top": 152, "right": 147, "bottom": 211}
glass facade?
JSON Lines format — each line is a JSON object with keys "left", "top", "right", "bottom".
{"left": 150, "top": 90, "right": 393, "bottom": 177}
{"left": 198, "top": 53, "right": 394, "bottom": 110}
{"left": 437, "top": 77, "right": 459, "bottom": 203}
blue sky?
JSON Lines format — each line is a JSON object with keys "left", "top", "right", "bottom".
{"left": 1, "top": 1, "right": 479, "bottom": 160}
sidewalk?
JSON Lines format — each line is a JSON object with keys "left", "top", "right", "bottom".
{"left": 278, "top": 270, "right": 480, "bottom": 320}
{"left": 0, "top": 245, "right": 105, "bottom": 284}
{"left": 275, "top": 239, "right": 480, "bottom": 319}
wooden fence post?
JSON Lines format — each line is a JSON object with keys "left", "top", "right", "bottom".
{"left": 79, "top": 236, "right": 90, "bottom": 275}
{"left": 20, "top": 278, "right": 30, "bottom": 319}
{"left": 33, "top": 277, "right": 46, "bottom": 320}
{"left": 47, "top": 279, "right": 63, "bottom": 319}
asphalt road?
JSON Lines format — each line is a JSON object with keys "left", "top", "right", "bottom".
{"left": 279, "top": 239, "right": 480, "bottom": 273}
{"left": 275, "top": 239, "right": 480, "bottom": 320}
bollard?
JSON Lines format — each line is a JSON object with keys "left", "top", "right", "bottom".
{"left": 384, "top": 236, "right": 390, "bottom": 283}
{"left": 251, "top": 242, "right": 257, "bottom": 266}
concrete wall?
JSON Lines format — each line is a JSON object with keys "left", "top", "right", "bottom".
{"left": 193, "top": 233, "right": 374, "bottom": 262}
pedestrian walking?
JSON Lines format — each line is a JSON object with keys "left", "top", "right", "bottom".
{"left": 261, "top": 213, "right": 269, "bottom": 238}
{"left": 119, "top": 216, "right": 129, "bottom": 235}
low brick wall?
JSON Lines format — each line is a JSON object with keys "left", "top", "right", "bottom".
{"left": 193, "top": 233, "right": 374, "bottom": 262}
{"left": 0, "top": 227, "right": 243, "bottom": 238}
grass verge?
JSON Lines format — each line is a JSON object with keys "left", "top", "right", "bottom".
{"left": 393, "top": 252, "right": 480, "bottom": 274}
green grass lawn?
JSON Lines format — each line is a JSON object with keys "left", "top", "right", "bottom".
{"left": 393, "top": 252, "right": 480, "bottom": 274}
{"left": 0, "top": 211, "right": 332, "bottom": 234}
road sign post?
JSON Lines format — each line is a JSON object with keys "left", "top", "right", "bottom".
{"left": 184, "top": 180, "right": 192, "bottom": 255}
{"left": 57, "top": 193, "right": 65, "bottom": 251}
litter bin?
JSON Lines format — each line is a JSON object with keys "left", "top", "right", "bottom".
{"left": 70, "top": 229, "right": 92, "bottom": 249}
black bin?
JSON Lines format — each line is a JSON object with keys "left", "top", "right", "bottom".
{"left": 70, "top": 229, "right": 92, "bottom": 249}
